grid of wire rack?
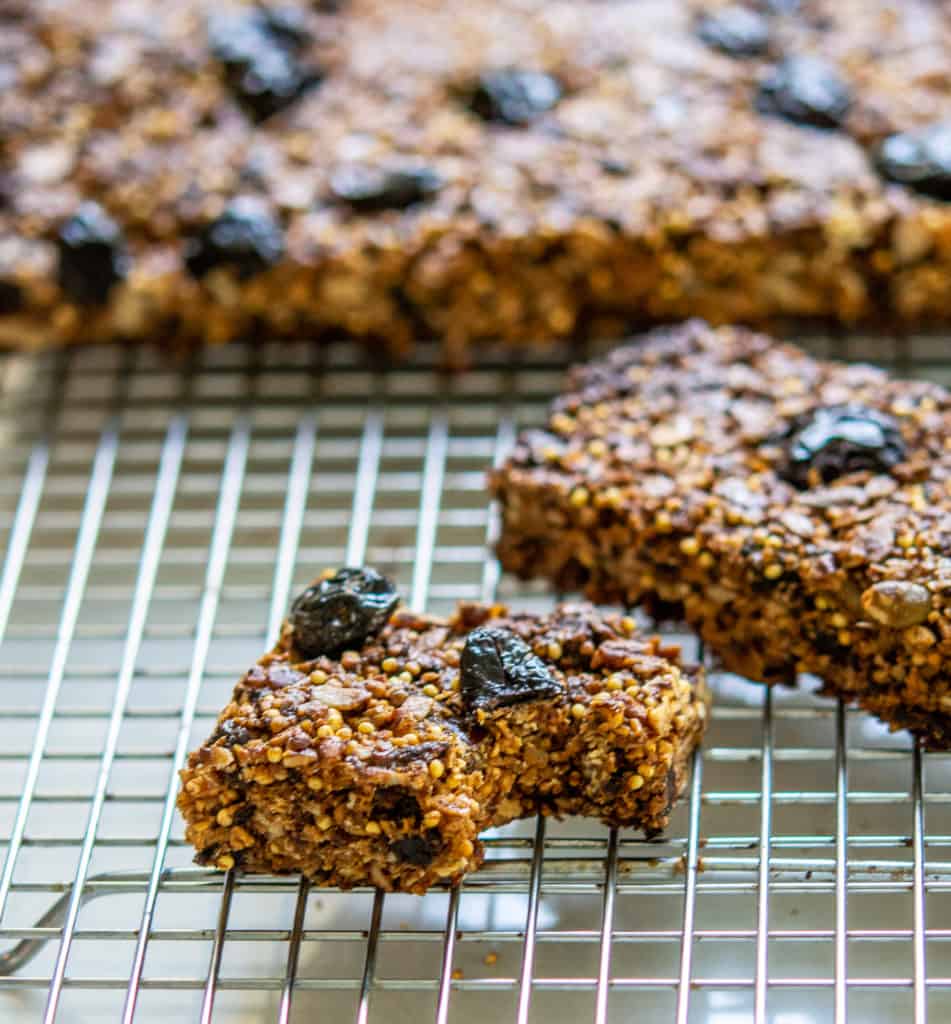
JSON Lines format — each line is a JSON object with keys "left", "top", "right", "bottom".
{"left": 0, "top": 331, "right": 950, "bottom": 1024}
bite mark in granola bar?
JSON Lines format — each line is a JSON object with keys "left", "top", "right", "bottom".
{"left": 177, "top": 588, "right": 707, "bottom": 892}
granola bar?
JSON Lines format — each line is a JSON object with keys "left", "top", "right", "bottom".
{"left": 491, "top": 320, "right": 951, "bottom": 746}
{"left": 2, "top": 1, "right": 951, "bottom": 362}
{"left": 177, "top": 573, "right": 708, "bottom": 893}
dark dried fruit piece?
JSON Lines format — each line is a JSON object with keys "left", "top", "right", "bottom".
{"left": 258, "top": 6, "right": 312, "bottom": 48}
{"left": 56, "top": 202, "right": 128, "bottom": 305}
{"left": 466, "top": 69, "right": 562, "bottom": 126}
{"left": 369, "top": 741, "right": 450, "bottom": 769}
{"left": 599, "top": 157, "right": 631, "bottom": 177}
{"left": 185, "top": 197, "right": 285, "bottom": 280}
{"left": 330, "top": 164, "right": 443, "bottom": 212}
{"left": 875, "top": 123, "right": 951, "bottom": 201}
{"left": 0, "top": 279, "right": 23, "bottom": 314}
{"left": 370, "top": 787, "right": 422, "bottom": 824}
{"left": 208, "top": 7, "right": 322, "bottom": 121}
{"left": 290, "top": 568, "right": 399, "bottom": 659}
{"left": 390, "top": 831, "right": 443, "bottom": 867}
{"left": 460, "top": 627, "right": 562, "bottom": 714}
{"left": 212, "top": 718, "right": 252, "bottom": 746}
{"left": 755, "top": 56, "right": 850, "bottom": 130}
{"left": 779, "top": 405, "right": 906, "bottom": 488}
{"left": 697, "top": 6, "right": 771, "bottom": 57}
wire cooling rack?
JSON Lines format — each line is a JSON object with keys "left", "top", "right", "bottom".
{"left": 0, "top": 333, "right": 950, "bottom": 1024}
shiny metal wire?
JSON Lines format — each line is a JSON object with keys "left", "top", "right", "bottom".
{"left": 0, "top": 335, "right": 948, "bottom": 1022}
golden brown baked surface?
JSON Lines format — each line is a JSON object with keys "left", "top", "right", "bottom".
{"left": 2, "top": 0, "right": 951, "bottom": 359}
{"left": 492, "top": 320, "right": 951, "bottom": 746}
{"left": 178, "top": 596, "right": 707, "bottom": 892}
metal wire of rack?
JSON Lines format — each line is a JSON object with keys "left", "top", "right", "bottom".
{"left": 0, "top": 333, "right": 950, "bottom": 1023}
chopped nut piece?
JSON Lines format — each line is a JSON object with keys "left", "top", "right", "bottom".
{"left": 861, "top": 582, "right": 932, "bottom": 629}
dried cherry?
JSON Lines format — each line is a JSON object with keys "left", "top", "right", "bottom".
{"left": 756, "top": 56, "right": 850, "bottom": 130}
{"left": 466, "top": 69, "right": 562, "bottom": 125}
{"left": 780, "top": 405, "right": 906, "bottom": 487}
{"left": 460, "top": 627, "right": 562, "bottom": 713}
{"left": 697, "top": 6, "right": 770, "bottom": 57}
{"left": 290, "top": 568, "right": 399, "bottom": 658}
{"left": 57, "top": 202, "right": 128, "bottom": 305}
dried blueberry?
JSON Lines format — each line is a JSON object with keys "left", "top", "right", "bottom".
{"left": 0, "top": 279, "right": 23, "bottom": 314}
{"left": 874, "top": 123, "right": 951, "bottom": 201}
{"left": 460, "top": 627, "right": 562, "bottom": 714}
{"left": 599, "top": 157, "right": 631, "bottom": 177}
{"left": 371, "top": 787, "right": 423, "bottom": 824}
{"left": 813, "top": 631, "right": 849, "bottom": 658}
{"left": 697, "top": 6, "right": 771, "bottom": 58}
{"left": 212, "top": 719, "right": 251, "bottom": 746}
{"left": 185, "top": 197, "right": 285, "bottom": 280}
{"left": 290, "top": 568, "right": 399, "bottom": 659}
{"left": 208, "top": 7, "right": 322, "bottom": 121}
{"left": 56, "top": 202, "right": 128, "bottom": 306}
{"left": 755, "top": 56, "right": 850, "bottom": 130}
{"left": 329, "top": 164, "right": 443, "bottom": 212}
{"left": 779, "top": 405, "right": 906, "bottom": 488}
{"left": 466, "top": 69, "right": 562, "bottom": 126}
{"left": 390, "top": 831, "right": 443, "bottom": 867}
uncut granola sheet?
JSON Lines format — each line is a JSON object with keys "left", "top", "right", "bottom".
{"left": 2, "top": 0, "right": 951, "bottom": 361}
